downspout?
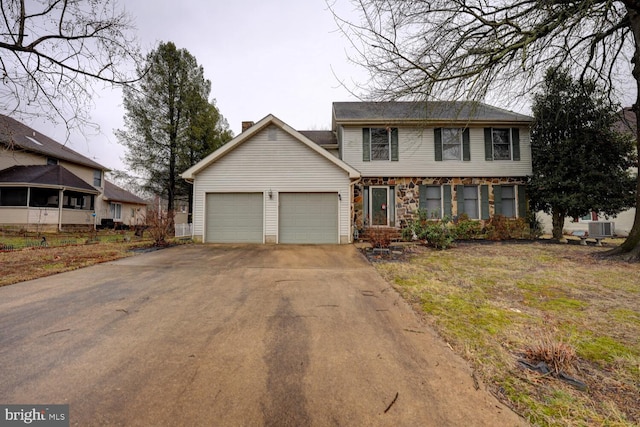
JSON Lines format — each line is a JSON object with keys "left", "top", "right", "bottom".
{"left": 58, "top": 188, "right": 65, "bottom": 232}
{"left": 349, "top": 178, "right": 362, "bottom": 243}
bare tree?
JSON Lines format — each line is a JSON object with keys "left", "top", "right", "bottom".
{"left": 332, "top": 0, "right": 640, "bottom": 260}
{"left": 0, "top": 0, "right": 140, "bottom": 132}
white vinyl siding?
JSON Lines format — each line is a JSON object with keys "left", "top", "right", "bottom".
{"left": 192, "top": 126, "right": 351, "bottom": 242}
{"left": 341, "top": 126, "right": 531, "bottom": 177}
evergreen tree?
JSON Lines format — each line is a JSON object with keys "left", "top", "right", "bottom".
{"left": 529, "top": 68, "right": 637, "bottom": 240}
{"left": 117, "top": 41, "right": 232, "bottom": 219}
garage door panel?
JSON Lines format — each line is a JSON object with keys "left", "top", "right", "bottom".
{"left": 279, "top": 193, "right": 338, "bottom": 244}
{"left": 206, "top": 193, "right": 263, "bottom": 243}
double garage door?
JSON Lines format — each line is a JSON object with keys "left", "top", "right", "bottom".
{"left": 205, "top": 192, "right": 338, "bottom": 244}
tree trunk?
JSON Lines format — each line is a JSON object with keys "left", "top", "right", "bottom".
{"left": 606, "top": 5, "right": 640, "bottom": 260}
{"left": 551, "top": 209, "right": 566, "bottom": 241}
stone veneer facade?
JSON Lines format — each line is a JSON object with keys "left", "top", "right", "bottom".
{"left": 353, "top": 177, "right": 527, "bottom": 230}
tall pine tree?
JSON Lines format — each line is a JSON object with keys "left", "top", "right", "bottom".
{"left": 117, "top": 41, "right": 232, "bottom": 219}
{"left": 528, "top": 68, "right": 637, "bottom": 240}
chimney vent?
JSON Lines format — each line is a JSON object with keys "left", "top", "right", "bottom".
{"left": 242, "top": 121, "right": 254, "bottom": 132}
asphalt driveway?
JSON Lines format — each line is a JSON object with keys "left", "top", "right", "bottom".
{"left": 0, "top": 245, "right": 524, "bottom": 426}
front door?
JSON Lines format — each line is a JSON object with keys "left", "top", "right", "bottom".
{"left": 371, "top": 187, "right": 388, "bottom": 226}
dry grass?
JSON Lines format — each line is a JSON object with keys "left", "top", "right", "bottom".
{"left": 373, "top": 241, "right": 640, "bottom": 426}
{"left": 0, "top": 238, "right": 154, "bottom": 287}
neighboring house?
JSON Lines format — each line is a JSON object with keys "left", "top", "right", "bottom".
{"left": 537, "top": 107, "right": 638, "bottom": 237}
{"left": 0, "top": 114, "right": 146, "bottom": 231}
{"left": 99, "top": 181, "right": 147, "bottom": 228}
{"left": 183, "top": 101, "right": 533, "bottom": 244}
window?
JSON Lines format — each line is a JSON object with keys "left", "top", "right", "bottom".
{"left": 419, "top": 185, "right": 442, "bottom": 218}
{"left": 110, "top": 202, "right": 122, "bottom": 221}
{"left": 46, "top": 157, "right": 58, "bottom": 165}
{"left": 492, "top": 128, "right": 512, "bottom": 160}
{"left": 63, "top": 191, "right": 94, "bottom": 210}
{"left": 0, "top": 187, "right": 28, "bottom": 206}
{"left": 363, "top": 127, "right": 398, "bottom": 161}
{"left": 29, "top": 188, "right": 59, "bottom": 207}
{"left": 442, "top": 128, "right": 462, "bottom": 160}
{"left": 461, "top": 185, "right": 478, "bottom": 219}
{"left": 500, "top": 186, "right": 516, "bottom": 217}
{"left": 371, "top": 128, "right": 390, "bottom": 160}
{"left": 93, "top": 170, "right": 102, "bottom": 187}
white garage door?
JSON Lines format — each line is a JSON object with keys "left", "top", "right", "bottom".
{"left": 205, "top": 193, "right": 263, "bottom": 243}
{"left": 279, "top": 193, "right": 338, "bottom": 244}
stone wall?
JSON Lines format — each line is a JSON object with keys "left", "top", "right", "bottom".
{"left": 353, "top": 176, "right": 526, "bottom": 230}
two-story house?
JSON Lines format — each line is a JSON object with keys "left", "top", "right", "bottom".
{"left": 182, "top": 101, "right": 533, "bottom": 244}
{"left": 0, "top": 114, "right": 146, "bottom": 232}
{"left": 334, "top": 102, "right": 532, "bottom": 232}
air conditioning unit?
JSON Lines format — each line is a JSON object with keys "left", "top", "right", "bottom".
{"left": 588, "top": 221, "right": 615, "bottom": 238}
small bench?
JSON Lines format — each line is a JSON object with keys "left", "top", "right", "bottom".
{"left": 571, "top": 230, "right": 605, "bottom": 246}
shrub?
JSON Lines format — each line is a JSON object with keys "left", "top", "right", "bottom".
{"left": 402, "top": 209, "right": 456, "bottom": 249}
{"left": 453, "top": 213, "right": 483, "bottom": 239}
{"left": 145, "top": 208, "right": 174, "bottom": 246}
{"left": 486, "top": 215, "right": 532, "bottom": 240}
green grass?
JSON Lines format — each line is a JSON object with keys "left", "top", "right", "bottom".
{"left": 374, "top": 242, "right": 640, "bottom": 426}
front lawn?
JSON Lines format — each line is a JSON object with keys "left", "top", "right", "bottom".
{"left": 372, "top": 242, "right": 640, "bottom": 426}
{"left": 0, "top": 230, "right": 158, "bottom": 287}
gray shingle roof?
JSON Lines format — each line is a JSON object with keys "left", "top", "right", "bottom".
{"left": 299, "top": 130, "right": 337, "bottom": 146}
{"left": 0, "top": 165, "right": 99, "bottom": 193}
{"left": 103, "top": 181, "right": 146, "bottom": 205}
{"left": 0, "top": 114, "right": 107, "bottom": 170}
{"left": 332, "top": 101, "right": 532, "bottom": 124}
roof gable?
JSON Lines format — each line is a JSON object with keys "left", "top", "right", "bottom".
{"left": 0, "top": 114, "right": 107, "bottom": 171}
{"left": 182, "top": 114, "right": 360, "bottom": 180}
{"left": 332, "top": 101, "right": 533, "bottom": 127}
{"left": 0, "top": 165, "right": 99, "bottom": 193}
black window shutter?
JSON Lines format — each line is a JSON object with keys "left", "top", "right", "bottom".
{"left": 493, "top": 185, "right": 502, "bottom": 216}
{"left": 484, "top": 128, "right": 493, "bottom": 161}
{"left": 434, "top": 128, "right": 443, "bottom": 161}
{"left": 517, "top": 185, "right": 527, "bottom": 218}
{"left": 362, "top": 128, "right": 370, "bottom": 162}
{"left": 456, "top": 185, "right": 464, "bottom": 217}
{"left": 443, "top": 185, "right": 452, "bottom": 217}
{"left": 390, "top": 128, "right": 399, "bottom": 161}
{"left": 481, "top": 185, "right": 490, "bottom": 219}
{"left": 512, "top": 128, "right": 520, "bottom": 161}
{"left": 462, "top": 128, "right": 471, "bottom": 161}
{"left": 418, "top": 185, "right": 427, "bottom": 210}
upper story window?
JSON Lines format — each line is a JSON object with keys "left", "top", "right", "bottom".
{"left": 371, "top": 128, "right": 390, "bottom": 160}
{"left": 46, "top": 157, "right": 58, "bottom": 165}
{"left": 442, "top": 128, "right": 462, "bottom": 160}
{"left": 362, "top": 127, "right": 398, "bottom": 162}
{"left": 93, "top": 170, "right": 102, "bottom": 187}
{"left": 485, "top": 128, "right": 520, "bottom": 161}
{"left": 492, "top": 128, "right": 512, "bottom": 160}
{"left": 434, "top": 128, "right": 470, "bottom": 161}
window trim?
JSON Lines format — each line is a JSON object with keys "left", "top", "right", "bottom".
{"left": 363, "top": 127, "right": 398, "bottom": 162}
{"left": 110, "top": 202, "right": 122, "bottom": 221}
{"left": 370, "top": 128, "right": 391, "bottom": 161}
{"left": 441, "top": 128, "right": 463, "bottom": 161}
{"left": 93, "top": 170, "right": 102, "bottom": 187}
{"left": 457, "top": 185, "right": 479, "bottom": 219}
{"left": 491, "top": 128, "right": 513, "bottom": 161}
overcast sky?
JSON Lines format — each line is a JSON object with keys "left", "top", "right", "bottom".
{"left": 25, "top": 0, "right": 366, "bottom": 172}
